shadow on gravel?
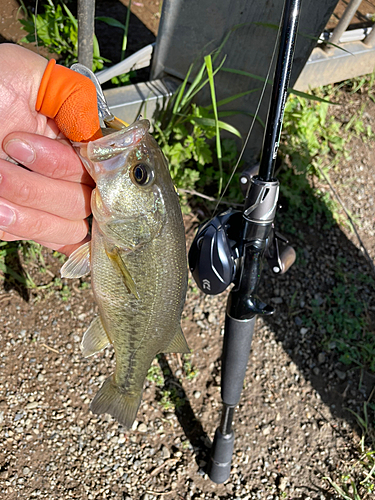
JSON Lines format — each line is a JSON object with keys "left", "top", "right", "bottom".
{"left": 158, "top": 354, "right": 210, "bottom": 467}
{"left": 258, "top": 181, "right": 375, "bottom": 427}
{"left": 2, "top": 242, "right": 30, "bottom": 302}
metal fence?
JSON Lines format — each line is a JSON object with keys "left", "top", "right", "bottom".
{"left": 295, "top": 0, "right": 375, "bottom": 90}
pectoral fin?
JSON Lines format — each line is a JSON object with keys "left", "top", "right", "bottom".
{"left": 106, "top": 246, "right": 140, "bottom": 299}
{"left": 163, "top": 327, "right": 190, "bottom": 354}
{"left": 61, "top": 241, "right": 91, "bottom": 278}
{"left": 81, "top": 316, "right": 111, "bottom": 358}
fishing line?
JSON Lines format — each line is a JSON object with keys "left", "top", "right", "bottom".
{"left": 212, "top": 13, "right": 284, "bottom": 216}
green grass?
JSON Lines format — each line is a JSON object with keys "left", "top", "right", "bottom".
{"left": 302, "top": 265, "right": 375, "bottom": 372}
{"left": 278, "top": 77, "right": 374, "bottom": 231}
{"left": 276, "top": 75, "right": 375, "bottom": 497}
{"left": 0, "top": 241, "right": 47, "bottom": 290}
{"left": 324, "top": 402, "right": 375, "bottom": 499}
{"left": 153, "top": 45, "right": 252, "bottom": 209}
{"left": 0, "top": 241, "right": 75, "bottom": 302}
{"left": 278, "top": 92, "right": 347, "bottom": 228}
{"left": 146, "top": 354, "right": 199, "bottom": 411}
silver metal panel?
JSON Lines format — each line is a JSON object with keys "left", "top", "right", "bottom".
{"left": 151, "top": 0, "right": 338, "bottom": 161}
{"left": 294, "top": 41, "right": 375, "bottom": 90}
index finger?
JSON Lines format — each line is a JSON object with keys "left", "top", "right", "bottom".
{"left": 3, "top": 131, "right": 94, "bottom": 186}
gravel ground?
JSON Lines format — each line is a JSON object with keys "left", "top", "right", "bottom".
{"left": 0, "top": 87, "right": 374, "bottom": 498}
{"left": 1, "top": 3, "right": 375, "bottom": 499}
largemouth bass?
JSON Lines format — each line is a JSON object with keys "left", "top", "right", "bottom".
{"left": 61, "top": 119, "right": 189, "bottom": 428}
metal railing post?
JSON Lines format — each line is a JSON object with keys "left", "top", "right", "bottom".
{"left": 78, "top": 0, "right": 96, "bottom": 70}
{"left": 364, "top": 24, "right": 375, "bottom": 46}
{"left": 326, "top": 0, "right": 363, "bottom": 48}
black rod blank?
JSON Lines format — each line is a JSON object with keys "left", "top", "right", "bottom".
{"left": 207, "top": 0, "right": 302, "bottom": 484}
{"left": 258, "top": 0, "right": 301, "bottom": 182}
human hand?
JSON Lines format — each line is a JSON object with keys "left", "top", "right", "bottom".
{"left": 0, "top": 44, "right": 93, "bottom": 256}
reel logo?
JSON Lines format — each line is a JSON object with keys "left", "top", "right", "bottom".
{"left": 202, "top": 279, "right": 211, "bottom": 291}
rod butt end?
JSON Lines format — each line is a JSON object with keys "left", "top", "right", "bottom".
{"left": 207, "top": 428, "right": 235, "bottom": 484}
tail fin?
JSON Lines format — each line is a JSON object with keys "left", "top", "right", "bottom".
{"left": 90, "top": 375, "right": 142, "bottom": 429}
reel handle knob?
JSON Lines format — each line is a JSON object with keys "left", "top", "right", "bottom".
{"left": 277, "top": 245, "right": 296, "bottom": 274}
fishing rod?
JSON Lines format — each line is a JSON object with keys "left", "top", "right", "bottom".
{"left": 189, "top": 0, "right": 301, "bottom": 483}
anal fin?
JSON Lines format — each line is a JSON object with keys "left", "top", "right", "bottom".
{"left": 61, "top": 241, "right": 91, "bottom": 278}
{"left": 81, "top": 316, "right": 111, "bottom": 358}
{"left": 163, "top": 327, "right": 190, "bottom": 354}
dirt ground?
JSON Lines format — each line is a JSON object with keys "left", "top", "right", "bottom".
{"left": 1, "top": 1, "right": 375, "bottom": 499}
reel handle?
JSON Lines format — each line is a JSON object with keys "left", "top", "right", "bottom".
{"left": 278, "top": 245, "right": 296, "bottom": 274}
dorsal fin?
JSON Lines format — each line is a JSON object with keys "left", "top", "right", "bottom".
{"left": 162, "top": 326, "right": 190, "bottom": 354}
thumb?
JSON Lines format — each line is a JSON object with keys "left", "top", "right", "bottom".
{"left": 36, "top": 60, "right": 102, "bottom": 143}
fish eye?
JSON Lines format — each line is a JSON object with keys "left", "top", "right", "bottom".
{"left": 131, "top": 163, "right": 152, "bottom": 186}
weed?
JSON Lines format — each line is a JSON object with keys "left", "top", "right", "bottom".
{"left": 324, "top": 402, "right": 375, "bottom": 499}
{"left": 79, "top": 281, "right": 90, "bottom": 291}
{"left": 181, "top": 440, "right": 191, "bottom": 449}
{"left": 182, "top": 354, "right": 199, "bottom": 380}
{"left": 188, "top": 278, "right": 199, "bottom": 295}
{"left": 0, "top": 241, "right": 53, "bottom": 290}
{"left": 277, "top": 92, "right": 348, "bottom": 227}
{"left": 341, "top": 71, "right": 375, "bottom": 98}
{"left": 52, "top": 250, "right": 67, "bottom": 265}
{"left": 302, "top": 264, "right": 375, "bottom": 372}
{"left": 110, "top": 71, "right": 136, "bottom": 87}
{"left": 153, "top": 47, "right": 248, "bottom": 207}
{"left": 53, "top": 276, "right": 71, "bottom": 301}
{"left": 146, "top": 362, "right": 164, "bottom": 387}
{"left": 159, "top": 387, "right": 185, "bottom": 411}
{"left": 60, "top": 284, "right": 71, "bottom": 301}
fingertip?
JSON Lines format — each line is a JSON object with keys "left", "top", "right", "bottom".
{"left": 3, "top": 139, "right": 36, "bottom": 165}
{"left": 3, "top": 132, "right": 94, "bottom": 185}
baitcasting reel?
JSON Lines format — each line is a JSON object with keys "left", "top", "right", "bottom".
{"left": 189, "top": 167, "right": 296, "bottom": 296}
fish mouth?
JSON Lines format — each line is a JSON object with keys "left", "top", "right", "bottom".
{"left": 76, "top": 119, "right": 150, "bottom": 162}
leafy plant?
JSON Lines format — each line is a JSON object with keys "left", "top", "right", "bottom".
{"left": 0, "top": 241, "right": 36, "bottom": 289}
{"left": 182, "top": 354, "right": 199, "bottom": 380}
{"left": 276, "top": 93, "right": 349, "bottom": 227}
{"left": 153, "top": 52, "right": 251, "bottom": 208}
{"left": 146, "top": 362, "right": 164, "bottom": 387}
{"left": 97, "top": 0, "right": 132, "bottom": 61}
{"left": 110, "top": 70, "right": 136, "bottom": 87}
{"left": 160, "top": 387, "right": 185, "bottom": 411}
{"left": 19, "top": 0, "right": 108, "bottom": 71}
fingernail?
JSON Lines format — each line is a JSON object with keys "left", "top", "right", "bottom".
{"left": 0, "top": 205, "right": 15, "bottom": 226}
{"left": 4, "top": 139, "right": 35, "bottom": 164}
